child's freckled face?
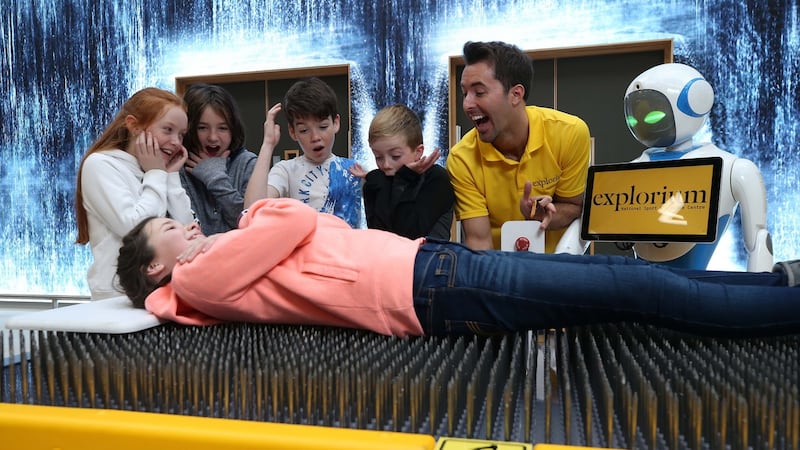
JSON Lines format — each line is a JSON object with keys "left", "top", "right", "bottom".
{"left": 145, "top": 106, "right": 188, "bottom": 164}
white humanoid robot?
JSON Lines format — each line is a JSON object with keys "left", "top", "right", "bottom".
{"left": 623, "top": 62, "right": 773, "bottom": 272}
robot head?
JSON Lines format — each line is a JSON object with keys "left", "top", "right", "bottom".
{"left": 624, "top": 63, "right": 714, "bottom": 148}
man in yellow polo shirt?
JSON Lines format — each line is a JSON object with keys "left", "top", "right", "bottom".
{"left": 447, "top": 41, "right": 591, "bottom": 253}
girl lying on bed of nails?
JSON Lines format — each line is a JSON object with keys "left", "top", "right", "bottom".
{"left": 117, "top": 197, "right": 800, "bottom": 338}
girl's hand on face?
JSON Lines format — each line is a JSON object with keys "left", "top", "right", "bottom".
{"left": 260, "top": 103, "right": 282, "bottom": 154}
{"left": 177, "top": 234, "right": 220, "bottom": 264}
{"left": 133, "top": 131, "right": 167, "bottom": 172}
{"left": 184, "top": 148, "right": 231, "bottom": 173}
{"left": 406, "top": 147, "right": 441, "bottom": 174}
{"left": 348, "top": 163, "right": 368, "bottom": 179}
{"left": 165, "top": 145, "right": 188, "bottom": 173}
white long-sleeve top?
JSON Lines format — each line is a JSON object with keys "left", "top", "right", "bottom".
{"left": 81, "top": 149, "right": 193, "bottom": 299}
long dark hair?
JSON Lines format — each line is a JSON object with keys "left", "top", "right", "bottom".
{"left": 116, "top": 216, "right": 163, "bottom": 308}
{"left": 182, "top": 83, "right": 246, "bottom": 153}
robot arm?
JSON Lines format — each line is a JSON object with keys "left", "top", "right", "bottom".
{"left": 554, "top": 217, "right": 590, "bottom": 255}
{"left": 730, "top": 158, "right": 774, "bottom": 271}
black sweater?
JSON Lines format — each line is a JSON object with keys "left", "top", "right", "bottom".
{"left": 362, "top": 165, "right": 455, "bottom": 240}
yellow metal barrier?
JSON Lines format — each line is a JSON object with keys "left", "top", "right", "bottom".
{"left": 0, "top": 403, "right": 436, "bottom": 450}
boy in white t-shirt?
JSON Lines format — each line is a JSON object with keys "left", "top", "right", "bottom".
{"left": 244, "top": 77, "right": 362, "bottom": 228}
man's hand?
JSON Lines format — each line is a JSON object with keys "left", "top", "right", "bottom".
{"left": 520, "top": 181, "right": 556, "bottom": 230}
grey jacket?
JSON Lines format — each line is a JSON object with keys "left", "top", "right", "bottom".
{"left": 179, "top": 147, "right": 257, "bottom": 235}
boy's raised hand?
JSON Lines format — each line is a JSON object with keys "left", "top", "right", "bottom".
{"left": 348, "top": 163, "right": 368, "bottom": 178}
{"left": 244, "top": 103, "right": 283, "bottom": 208}
{"left": 261, "top": 103, "right": 282, "bottom": 152}
{"left": 406, "top": 147, "right": 441, "bottom": 174}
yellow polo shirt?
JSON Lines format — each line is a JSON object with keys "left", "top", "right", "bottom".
{"left": 447, "top": 106, "right": 590, "bottom": 252}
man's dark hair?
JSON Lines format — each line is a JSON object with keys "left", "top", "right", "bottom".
{"left": 283, "top": 77, "right": 339, "bottom": 126}
{"left": 463, "top": 41, "right": 533, "bottom": 101}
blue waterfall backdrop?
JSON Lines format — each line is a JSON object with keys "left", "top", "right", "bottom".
{"left": 1, "top": 0, "right": 798, "bottom": 295}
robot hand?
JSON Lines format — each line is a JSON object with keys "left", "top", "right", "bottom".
{"left": 554, "top": 217, "right": 590, "bottom": 255}
{"left": 747, "top": 228, "right": 774, "bottom": 272}
{"left": 731, "top": 158, "right": 773, "bottom": 272}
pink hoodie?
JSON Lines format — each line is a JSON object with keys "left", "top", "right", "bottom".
{"left": 145, "top": 198, "right": 425, "bottom": 337}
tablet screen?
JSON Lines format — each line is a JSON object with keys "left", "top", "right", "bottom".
{"left": 581, "top": 156, "right": 722, "bottom": 242}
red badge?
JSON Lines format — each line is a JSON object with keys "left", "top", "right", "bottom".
{"left": 514, "top": 237, "right": 530, "bottom": 252}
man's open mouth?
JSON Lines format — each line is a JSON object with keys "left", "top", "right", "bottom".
{"left": 471, "top": 114, "right": 488, "bottom": 126}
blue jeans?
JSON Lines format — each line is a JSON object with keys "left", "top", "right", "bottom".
{"left": 411, "top": 239, "right": 797, "bottom": 338}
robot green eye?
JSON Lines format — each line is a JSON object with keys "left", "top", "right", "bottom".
{"left": 644, "top": 110, "right": 667, "bottom": 124}
{"left": 626, "top": 110, "right": 666, "bottom": 128}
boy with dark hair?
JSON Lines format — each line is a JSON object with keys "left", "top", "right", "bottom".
{"left": 245, "top": 77, "right": 362, "bottom": 228}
